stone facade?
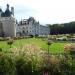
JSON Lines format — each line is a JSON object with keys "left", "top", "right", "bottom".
{"left": 39, "top": 25, "right": 50, "bottom": 35}
{"left": 0, "top": 4, "right": 16, "bottom": 37}
{"left": 0, "top": 4, "right": 50, "bottom": 37}
{"left": 17, "top": 17, "right": 50, "bottom": 36}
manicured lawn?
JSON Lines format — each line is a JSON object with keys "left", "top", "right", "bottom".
{"left": 0, "top": 38, "right": 73, "bottom": 53}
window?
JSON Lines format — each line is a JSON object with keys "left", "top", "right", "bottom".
{"left": 23, "top": 30, "right": 25, "bottom": 34}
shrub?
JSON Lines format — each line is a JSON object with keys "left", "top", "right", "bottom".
{"left": 0, "top": 52, "right": 16, "bottom": 75}
{"left": 0, "top": 48, "right": 2, "bottom": 52}
{"left": 7, "top": 39, "right": 14, "bottom": 48}
{"left": 59, "top": 56, "right": 74, "bottom": 75}
{"left": 62, "top": 38, "right": 67, "bottom": 41}
{"left": 64, "top": 44, "right": 75, "bottom": 52}
{"left": 47, "top": 40, "right": 52, "bottom": 45}
{"left": 30, "top": 35, "right": 34, "bottom": 38}
{"left": 15, "top": 57, "right": 32, "bottom": 75}
{"left": 56, "top": 36, "right": 68, "bottom": 41}
{"left": 0, "top": 37, "right": 4, "bottom": 41}
{"left": 35, "top": 34, "right": 39, "bottom": 38}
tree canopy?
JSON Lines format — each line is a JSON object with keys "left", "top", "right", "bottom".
{"left": 48, "top": 21, "right": 75, "bottom": 34}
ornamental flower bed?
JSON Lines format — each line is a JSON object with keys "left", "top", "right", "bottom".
{"left": 0, "top": 42, "right": 75, "bottom": 75}
{"left": 64, "top": 43, "right": 75, "bottom": 56}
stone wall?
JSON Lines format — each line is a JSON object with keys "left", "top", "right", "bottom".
{"left": 1, "top": 17, "right": 16, "bottom": 37}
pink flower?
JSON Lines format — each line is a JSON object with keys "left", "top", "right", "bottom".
{"left": 43, "top": 72, "right": 48, "bottom": 75}
{"left": 64, "top": 44, "right": 75, "bottom": 51}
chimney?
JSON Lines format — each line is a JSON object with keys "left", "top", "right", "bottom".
{"left": 11, "top": 7, "right": 14, "bottom": 16}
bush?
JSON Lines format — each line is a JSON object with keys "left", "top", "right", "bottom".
{"left": 62, "top": 38, "right": 67, "bottom": 41}
{"left": 56, "top": 36, "right": 68, "bottom": 41}
{"left": 0, "top": 37, "right": 4, "bottom": 41}
{"left": 0, "top": 44, "right": 75, "bottom": 75}
{"left": 35, "top": 34, "right": 39, "bottom": 38}
{"left": 0, "top": 48, "right": 2, "bottom": 52}
{"left": 30, "top": 35, "right": 34, "bottom": 38}
{"left": 7, "top": 39, "right": 14, "bottom": 48}
{"left": 0, "top": 52, "right": 16, "bottom": 75}
{"left": 15, "top": 57, "right": 32, "bottom": 75}
{"left": 59, "top": 56, "right": 73, "bottom": 75}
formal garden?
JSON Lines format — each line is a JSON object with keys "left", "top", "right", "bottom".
{"left": 0, "top": 34, "right": 75, "bottom": 75}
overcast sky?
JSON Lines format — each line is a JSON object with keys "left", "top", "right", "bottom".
{"left": 0, "top": 0, "right": 75, "bottom": 24}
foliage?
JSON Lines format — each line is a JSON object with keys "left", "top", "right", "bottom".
{"left": 0, "top": 38, "right": 65, "bottom": 53}
{"left": 64, "top": 43, "right": 75, "bottom": 52}
{"left": 15, "top": 57, "right": 32, "bottom": 75}
{"left": 30, "top": 35, "right": 34, "bottom": 38}
{"left": 0, "top": 48, "right": 2, "bottom": 52}
{"left": 0, "top": 37, "right": 4, "bottom": 41}
{"left": 49, "top": 21, "right": 75, "bottom": 34}
{"left": 0, "top": 52, "right": 16, "bottom": 75}
{"left": 0, "top": 37, "right": 75, "bottom": 75}
{"left": 0, "top": 48, "right": 75, "bottom": 75}
{"left": 7, "top": 38, "right": 14, "bottom": 48}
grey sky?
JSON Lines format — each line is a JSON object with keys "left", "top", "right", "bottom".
{"left": 0, "top": 0, "right": 75, "bottom": 24}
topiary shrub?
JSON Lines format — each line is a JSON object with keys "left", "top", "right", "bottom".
{"left": 35, "top": 34, "right": 39, "bottom": 38}
{"left": 7, "top": 39, "right": 14, "bottom": 48}
{"left": 30, "top": 35, "right": 34, "bottom": 38}
{"left": 0, "top": 48, "right": 2, "bottom": 52}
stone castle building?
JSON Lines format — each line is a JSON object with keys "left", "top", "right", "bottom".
{"left": 0, "top": 4, "right": 50, "bottom": 37}
{"left": 0, "top": 4, "right": 16, "bottom": 37}
{"left": 17, "top": 17, "right": 50, "bottom": 36}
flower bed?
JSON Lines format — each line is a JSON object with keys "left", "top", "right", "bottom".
{"left": 0, "top": 44, "right": 75, "bottom": 75}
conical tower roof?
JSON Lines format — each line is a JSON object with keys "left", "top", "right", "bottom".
{"left": 5, "top": 4, "right": 11, "bottom": 17}
{"left": 0, "top": 7, "right": 2, "bottom": 12}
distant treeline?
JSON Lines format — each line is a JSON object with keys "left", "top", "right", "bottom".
{"left": 48, "top": 21, "right": 75, "bottom": 34}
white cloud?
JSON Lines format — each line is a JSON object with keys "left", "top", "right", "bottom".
{"left": 0, "top": 0, "right": 75, "bottom": 24}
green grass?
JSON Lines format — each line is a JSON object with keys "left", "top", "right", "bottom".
{"left": 0, "top": 38, "right": 73, "bottom": 53}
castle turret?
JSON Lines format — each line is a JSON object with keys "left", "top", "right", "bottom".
{"left": 7, "top": 4, "right": 9, "bottom": 10}
{"left": 5, "top": 4, "right": 11, "bottom": 17}
{"left": 0, "top": 8, "right": 2, "bottom": 17}
{"left": 0, "top": 4, "right": 16, "bottom": 37}
{"left": 11, "top": 7, "right": 14, "bottom": 17}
